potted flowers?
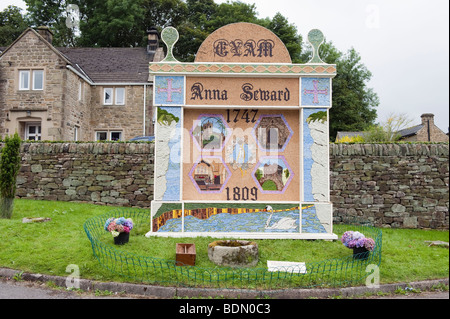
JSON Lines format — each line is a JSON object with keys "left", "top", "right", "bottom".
{"left": 104, "top": 217, "right": 134, "bottom": 245}
{"left": 340, "top": 231, "right": 375, "bottom": 260}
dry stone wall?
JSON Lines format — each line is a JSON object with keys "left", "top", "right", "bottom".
{"left": 330, "top": 143, "right": 449, "bottom": 229}
{"left": 0, "top": 142, "right": 448, "bottom": 229}
{"left": 7, "top": 142, "right": 154, "bottom": 207}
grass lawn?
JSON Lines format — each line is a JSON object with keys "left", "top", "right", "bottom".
{"left": 0, "top": 199, "right": 448, "bottom": 287}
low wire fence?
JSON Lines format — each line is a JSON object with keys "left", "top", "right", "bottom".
{"left": 84, "top": 209, "right": 382, "bottom": 289}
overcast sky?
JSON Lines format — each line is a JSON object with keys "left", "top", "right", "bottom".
{"left": 1, "top": 0, "right": 449, "bottom": 133}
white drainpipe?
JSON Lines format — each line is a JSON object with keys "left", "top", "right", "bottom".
{"left": 143, "top": 84, "right": 147, "bottom": 136}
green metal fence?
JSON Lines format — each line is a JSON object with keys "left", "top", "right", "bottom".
{"left": 84, "top": 209, "right": 382, "bottom": 289}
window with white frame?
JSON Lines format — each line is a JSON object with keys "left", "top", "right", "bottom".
{"left": 110, "top": 131, "right": 122, "bottom": 141}
{"left": 19, "top": 70, "right": 44, "bottom": 91}
{"left": 74, "top": 126, "right": 79, "bottom": 141}
{"left": 103, "top": 88, "right": 113, "bottom": 105}
{"left": 32, "top": 70, "right": 44, "bottom": 90}
{"left": 96, "top": 131, "right": 108, "bottom": 141}
{"left": 25, "top": 123, "right": 42, "bottom": 141}
{"left": 78, "top": 81, "right": 83, "bottom": 101}
{"left": 115, "top": 88, "right": 125, "bottom": 105}
{"left": 95, "top": 130, "right": 123, "bottom": 141}
{"left": 103, "top": 87, "right": 125, "bottom": 105}
{"left": 19, "top": 70, "right": 30, "bottom": 90}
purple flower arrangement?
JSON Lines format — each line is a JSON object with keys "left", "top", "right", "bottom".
{"left": 104, "top": 217, "right": 134, "bottom": 237}
{"left": 340, "top": 231, "right": 375, "bottom": 251}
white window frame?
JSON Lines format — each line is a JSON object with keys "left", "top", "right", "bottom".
{"left": 103, "top": 87, "right": 125, "bottom": 105}
{"left": 78, "top": 81, "right": 83, "bottom": 101}
{"left": 115, "top": 88, "right": 125, "bottom": 105}
{"left": 95, "top": 131, "right": 108, "bottom": 141}
{"left": 25, "top": 122, "right": 42, "bottom": 141}
{"left": 103, "top": 88, "right": 113, "bottom": 105}
{"left": 110, "top": 131, "right": 122, "bottom": 141}
{"left": 19, "top": 70, "right": 30, "bottom": 90}
{"left": 95, "top": 130, "right": 123, "bottom": 141}
{"left": 32, "top": 70, "right": 44, "bottom": 90}
{"left": 74, "top": 126, "right": 79, "bottom": 141}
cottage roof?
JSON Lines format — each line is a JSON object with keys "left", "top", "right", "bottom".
{"left": 57, "top": 47, "right": 155, "bottom": 84}
{"left": 0, "top": 28, "right": 157, "bottom": 84}
{"left": 396, "top": 124, "right": 424, "bottom": 138}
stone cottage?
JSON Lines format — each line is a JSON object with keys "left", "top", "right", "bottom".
{"left": 0, "top": 26, "right": 163, "bottom": 141}
{"left": 397, "top": 113, "right": 449, "bottom": 142}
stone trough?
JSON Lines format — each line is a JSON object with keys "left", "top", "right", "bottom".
{"left": 207, "top": 240, "right": 259, "bottom": 268}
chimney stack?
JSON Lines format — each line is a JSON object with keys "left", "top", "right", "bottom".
{"left": 421, "top": 113, "right": 435, "bottom": 125}
{"left": 146, "top": 27, "right": 159, "bottom": 54}
{"left": 421, "top": 113, "right": 434, "bottom": 142}
{"left": 36, "top": 26, "right": 53, "bottom": 44}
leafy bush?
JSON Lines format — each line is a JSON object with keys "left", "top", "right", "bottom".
{"left": 0, "top": 133, "right": 21, "bottom": 218}
{"left": 335, "top": 135, "right": 365, "bottom": 143}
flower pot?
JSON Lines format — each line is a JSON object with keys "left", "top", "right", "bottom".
{"left": 353, "top": 247, "right": 369, "bottom": 260}
{"left": 114, "top": 232, "right": 129, "bottom": 245}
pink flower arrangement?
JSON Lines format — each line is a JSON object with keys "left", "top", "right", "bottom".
{"left": 104, "top": 217, "right": 133, "bottom": 237}
{"left": 340, "top": 231, "right": 375, "bottom": 251}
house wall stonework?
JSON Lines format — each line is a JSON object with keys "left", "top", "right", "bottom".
{"left": 88, "top": 85, "right": 153, "bottom": 140}
{"left": 0, "top": 30, "right": 70, "bottom": 140}
{"left": 0, "top": 142, "right": 447, "bottom": 229}
{"left": 1, "top": 29, "right": 155, "bottom": 141}
{"left": 61, "top": 66, "right": 91, "bottom": 141}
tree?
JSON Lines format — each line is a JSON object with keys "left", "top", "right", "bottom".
{"left": 302, "top": 41, "right": 379, "bottom": 140}
{"left": 24, "top": 0, "right": 80, "bottom": 46}
{"left": 258, "top": 13, "right": 302, "bottom": 63}
{"left": 174, "top": 3, "right": 302, "bottom": 63}
{"left": 175, "top": 0, "right": 259, "bottom": 61}
{"left": 141, "top": 0, "right": 187, "bottom": 33}
{"left": 362, "top": 112, "right": 414, "bottom": 142}
{"left": 0, "top": 5, "right": 29, "bottom": 46}
{"left": 331, "top": 47, "right": 379, "bottom": 140}
{"left": 77, "top": 0, "right": 145, "bottom": 47}
{"left": 0, "top": 133, "right": 22, "bottom": 219}
{"left": 22, "top": 0, "right": 304, "bottom": 62}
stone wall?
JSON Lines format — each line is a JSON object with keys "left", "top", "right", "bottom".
{"left": 1, "top": 142, "right": 448, "bottom": 229}
{"left": 8, "top": 142, "right": 154, "bottom": 207}
{"left": 330, "top": 143, "right": 449, "bottom": 229}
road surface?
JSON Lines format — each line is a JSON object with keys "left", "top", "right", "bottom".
{"left": 0, "top": 278, "right": 448, "bottom": 299}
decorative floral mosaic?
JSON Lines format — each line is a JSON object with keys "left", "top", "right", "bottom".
{"left": 153, "top": 205, "right": 327, "bottom": 234}
{"left": 252, "top": 156, "right": 294, "bottom": 194}
{"left": 301, "top": 78, "right": 331, "bottom": 106}
{"left": 155, "top": 107, "right": 182, "bottom": 201}
{"left": 188, "top": 156, "right": 232, "bottom": 194}
{"left": 154, "top": 76, "right": 184, "bottom": 105}
{"left": 150, "top": 63, "right": 336, "bottom": 76}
